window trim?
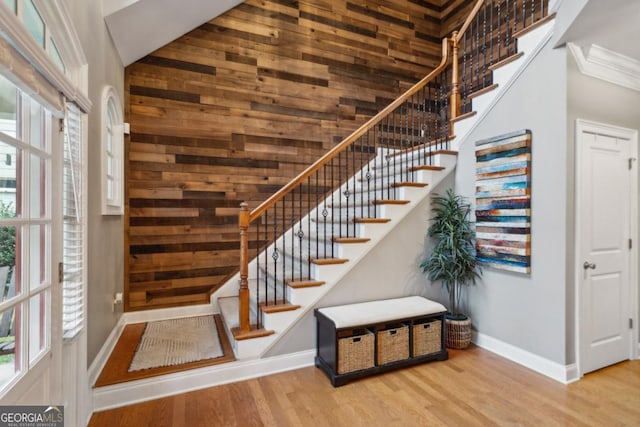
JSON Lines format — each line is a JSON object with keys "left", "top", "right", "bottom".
{"left": 0, "top": 0, "right": 91, "bottom": 113}
{"left": 101, "top": 86, "right": 123, "bottom": 215}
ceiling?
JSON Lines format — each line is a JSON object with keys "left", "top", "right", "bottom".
{"left": 556, "top": 0, "right": 640, "bottom": 62}
{"left": 103, "top": 0, "right": 242, "bottom": 66}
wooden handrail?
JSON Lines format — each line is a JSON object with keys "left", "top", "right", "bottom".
{"left": 248, "top": 36, "right": 451, "bottom": 224}
{"left": 455, "top": 0, "right": 486, "bottom": 43}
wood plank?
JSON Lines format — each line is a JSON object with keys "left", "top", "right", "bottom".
{"left": 89, "top": 348, "right": 640, "bottom": 426}
{"left": 124, "top": 0, "right": 454, "bottom": 310}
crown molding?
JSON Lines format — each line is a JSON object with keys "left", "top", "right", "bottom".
{"left": 569, "top": 42, "right": 640, "bottom": 92}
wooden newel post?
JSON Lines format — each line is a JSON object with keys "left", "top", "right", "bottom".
{"left": 450, "top": 31, "right": 461, "bottom": 127}
{"left": 239, "top": 202, "right": 250, "bottom": 334}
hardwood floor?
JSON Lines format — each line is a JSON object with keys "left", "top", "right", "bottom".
{"left": 89, "top": 346, "right": 640, "bottom": 426}
{"left": 94, "top": 314, "right": 234, "bottom": 387}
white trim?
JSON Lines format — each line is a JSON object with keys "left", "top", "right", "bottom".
{"left": 568, "top": 43, "right": 640, "bottom": 92}
{"left": 573, "top": 119, "right": 639, "bottom": 376}
{"left": 472, "top": 332, "right": 579, "bottom": 384}
{"left": 0, "top": 0, "right": 91, "bottom": 112}
{"left": 101, "top": 86, "right": 124, "bottom": 215}
{"left": 87, "top": 317, "right": 127, "bottom": 387}
{"left": 93, "top": 349, "right": 315, "bottom": 411}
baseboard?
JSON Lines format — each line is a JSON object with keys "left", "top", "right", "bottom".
{"left": 87, "top": 316, "right": 126, "bottom": 387}
{"left": 472, "top": 332, "right": 578, "bottom": 384}
{"left": 92, "top": 349, "right": 316, "bottom": 411}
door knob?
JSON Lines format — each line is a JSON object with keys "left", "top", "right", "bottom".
{"left": 583, "top": 262, "right": 596, "bottom": 270}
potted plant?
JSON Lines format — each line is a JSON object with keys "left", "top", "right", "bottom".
{"left": 420, "top": 189, "right": 481, "bottom": 349}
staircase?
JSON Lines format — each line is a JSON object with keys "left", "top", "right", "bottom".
{"left": 213, "top": 0, "right": 557, "bottom": 360}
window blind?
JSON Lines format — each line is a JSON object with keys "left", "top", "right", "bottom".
{"left": 62, "top": 101, "right": 83, "bottom": 339}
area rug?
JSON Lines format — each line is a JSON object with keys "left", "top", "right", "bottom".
{"left": 128, "top": 315, "right": 223, "bottom": 372}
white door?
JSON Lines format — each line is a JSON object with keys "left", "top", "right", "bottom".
{"left": 576, "top": 119, "right": 638, "bottom": 375}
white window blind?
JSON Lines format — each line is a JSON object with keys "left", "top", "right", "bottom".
{"left": 62, "top": 101, "right": 83, "bottom": 339}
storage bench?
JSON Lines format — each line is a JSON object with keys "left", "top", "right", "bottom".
{"left": 315, "top": 296, "right": 448, "bottom": 386}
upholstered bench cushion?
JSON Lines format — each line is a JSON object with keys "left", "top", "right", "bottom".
{"left": 317, "top": 296, "right": 446, "bottom": 328}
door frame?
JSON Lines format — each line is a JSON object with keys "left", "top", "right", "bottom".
{"left": 574, "top": 118, "right": 639, "bottom": 377}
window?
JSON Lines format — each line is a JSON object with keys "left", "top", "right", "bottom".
{"left": 101, "top": 87, "right": 123, "bottom": 215}
{"left": 2, "top": 0, "right": 16, "bottom": 14}
{"left": 23, "top": 0, "right": 45, "bottom": 48}
{"left": 62, "top": 102, "right": 83, "bottom": 339}
{"left": 0, "top": 75, "right": 52, "bottom": 391}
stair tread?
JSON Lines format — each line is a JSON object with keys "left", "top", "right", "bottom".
{"left": 332, "top": 237, "right": 370, "bottom": 244}
{"left": 310, "top": 257, "right": 349, "bottom": 265}
{"left": 409, "top": 165, "right": 445, "bottom": 171}
{"left": 354, "top": 218, "right": 391, "bottom": 223}
{"left": 451, "top": 110, "right": 476, "bottom": 123}
{"left": 260, "top": 302, "right": 301, "bottom": 314}
{"left": 512, "top": 13, "right": 556, "bottom": 39}
{"left": 468, "top": 83, "right": 498, "bottom": 99}
{"left": 286, "top": 279, "right": 326, "bottom": 288}
{"left": 392, "top": 182, "right": 428, "bottom": 188}
{"left": 385, "top": 137, "right": 454, "bottom": 160}
{"left": 373, "top": 199, "right": 410, "bottom": 205}
{"left": 488, "top": 52, "right": 524, "bottom": 71}
{"left": 231, "top": 326, "right": 275, "bottom": 341}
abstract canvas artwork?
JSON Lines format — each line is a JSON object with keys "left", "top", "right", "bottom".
{"left": 475, "top": 129, "right": 531, "bottom": 274}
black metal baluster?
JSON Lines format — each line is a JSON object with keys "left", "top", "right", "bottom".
{"left": 531, "top": 0, "right": 535, "bottom": 26}
{"left": 497, "top": 0, "right": 502, "bottom": 61}
{"left": 315, "top": 171, "right": 319, "bottom": 262}
{"left": 322, "top": 166, "right": 328, "bottom": 259}
{"left": 490, "top": 0, "right": 494, "bottom": 68}
{"left": 482, "top": 3, "right": 487, "bottom": 89}
{"left": 307, "top": 176, "right": 311, "bottom": 275}
{"left": 256, "top": 220, "right": 261, "bottom": 329}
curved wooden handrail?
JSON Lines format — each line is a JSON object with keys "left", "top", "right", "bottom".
{"left": 455, "top": 0, "right": 486, "bottom": 43}
{"left": 249, "top": 37, "right": 451, "bottom": 223}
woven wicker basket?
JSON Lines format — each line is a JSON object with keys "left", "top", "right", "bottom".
{"left": 445, "top": 317, "right": 472, "bottom": 349}
{"left": 412, "top": 319, "right": 442, "bottom": 356}
{"left": 337, "top": 328, "right": 374, "bottom": 374}
{"left": 376, "top": 323, "right": 409, "bottom": 365}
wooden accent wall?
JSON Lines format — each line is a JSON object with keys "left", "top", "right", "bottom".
{"left": 125, "top": 0, "right": 474, "bottom": 310}
{"left": 440, "top": 0, "right": 477, "bottom": 37}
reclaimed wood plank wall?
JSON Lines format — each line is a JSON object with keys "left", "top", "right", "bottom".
{"left": 125, "top": 0, "right": 475, "bottom": 311}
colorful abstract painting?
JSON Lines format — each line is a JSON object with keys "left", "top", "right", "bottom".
{"left": 475, "top": 129, "right": 531, "bottom": 274}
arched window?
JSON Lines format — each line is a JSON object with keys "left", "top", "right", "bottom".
{"left": 101, "top": 86, "right": 123, "bottom": 215}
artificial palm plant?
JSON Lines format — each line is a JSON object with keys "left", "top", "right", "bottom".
{"left": 421, "top": 189, "right": 481, "bottom": 322}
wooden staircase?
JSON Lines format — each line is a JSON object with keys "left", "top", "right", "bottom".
{"left": 213, "top": 2, "right": 557, "bottom": 360}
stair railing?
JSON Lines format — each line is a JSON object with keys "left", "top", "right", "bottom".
{"left": 236, "top": 0, "right": 549, "bottom": 336}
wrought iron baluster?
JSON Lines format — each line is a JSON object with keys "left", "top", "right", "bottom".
{"left": 483, "top": 3, "right": 487, "bottom": 88}
{"left": 497, "top": 0, "right": 502, "bottom": 61}
{"left": 531, "top": 0, "right": 535, "bottom": 26}
{"left": 256, "top": 218, "right": 261, "bottom": 329}
{"left": 490, "top": 0, "right": 494, "bottom": 68}
{"left": 306, "top": 176, "right": 311, "bottom": 277}
{"left": 315, "top": 170, "right": 319, "bottom": 261}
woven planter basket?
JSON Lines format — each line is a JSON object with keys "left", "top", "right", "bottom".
{"left": 445, "top": 317, "right": 472, "bottom": 349}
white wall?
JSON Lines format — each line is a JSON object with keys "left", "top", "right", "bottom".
{"left": 566, "top": 51, "right": 640, "bottom": 352}
{"left": 454, "top": 43, "right": 568, "bottom": 365}
{"left": 65, "top": 0, "right": 125, "bottom": 365}
{"left": 268, "top": 42, "right": 571, "bottom": 365}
